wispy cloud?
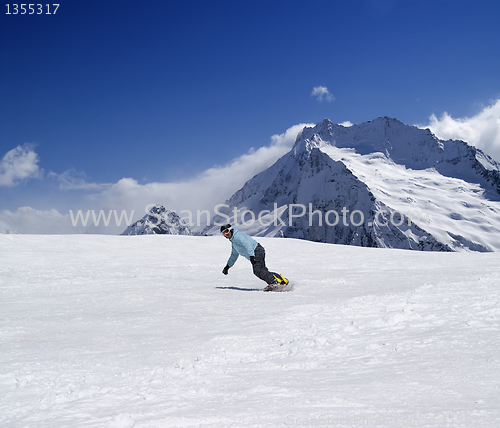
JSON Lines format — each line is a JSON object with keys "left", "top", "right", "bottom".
{"left": 0, "top": 144, "right": 41, "bottom": 187}
{"left": 49, "top": 169, "right": 112, "bottom": 191}
{"left": 420, "top": 99, "right": 500, "bottom": 162}
{"left": 311, "top": 86, "right": 335, "bottom": 102}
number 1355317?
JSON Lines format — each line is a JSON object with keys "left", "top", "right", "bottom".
{"left": 6, "top": 4, "right": 59, "bottom": 14}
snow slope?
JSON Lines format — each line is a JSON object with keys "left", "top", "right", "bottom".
{"left": 1, "top": 234, "right": 499, "bottom": 427}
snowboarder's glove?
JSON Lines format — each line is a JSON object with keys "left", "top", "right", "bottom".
{"left": 250, "top": 256, "right": 256, "bottom": 265}
{"left": 222, "top": 265, "right": 230, "bottom": 275}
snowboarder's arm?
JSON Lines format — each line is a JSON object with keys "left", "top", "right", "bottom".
{"left": 227, "top": 246, "right": 239, "bottom": 267}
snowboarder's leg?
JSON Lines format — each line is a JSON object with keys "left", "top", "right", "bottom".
{"left": 252, "top": 244, "right": 279, "bottom": 285}
{"left": 252, "top": 244, "right": 276, "bottom": 284}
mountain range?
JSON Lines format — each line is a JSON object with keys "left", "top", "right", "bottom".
{"left": 122, "top": 204, "right": 192, "bottom": 236}
{"left": 202, "top": 117, "right": 500, "bottom": 252}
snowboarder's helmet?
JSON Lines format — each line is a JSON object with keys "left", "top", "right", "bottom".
{"left": 220, "top": 223, "right": 231, "bottom": 233}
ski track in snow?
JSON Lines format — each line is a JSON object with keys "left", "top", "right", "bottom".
{"left": 1, "top": 235, "right": 499, "bottom": 427}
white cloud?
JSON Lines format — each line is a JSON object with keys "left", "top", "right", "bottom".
{"left": 48, "top": 169, "right": 112, "bottom": 191}
{"left": 420, "top": 99, "right": 500, "bottom": 162}
{"left": 0, "top": 123, "right": 313, "bottom": 234}
{"left": 311, "top": 86, "right": 335, "bottom": 102}
{"left": 0, "top": 207, "right": 83, "bottom": 234}
{"left": 0, "top": 144, "right": 41, "bottom": 187}
{"left": 91, "top": 123, "right": 314, "bottom": 228}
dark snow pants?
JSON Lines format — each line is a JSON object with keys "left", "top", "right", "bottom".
{"left": 251, "top": 244, "right": 279, "bottom": 285}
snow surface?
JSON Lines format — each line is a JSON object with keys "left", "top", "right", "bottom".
{"left": 320, "top": 145, "right": 500, "bottom": 252}
{"left": 1, "top": 234, "right": 499, "bottom": 427}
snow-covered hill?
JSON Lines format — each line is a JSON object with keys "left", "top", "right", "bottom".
{"left": 122, "top": 204, "right": 192, "bottom": 236}
{"left": 1, "top": 234, "right": 499, "bottom": 427}
{"left": 205, "top": 118, "right": 500, "bottom": 252}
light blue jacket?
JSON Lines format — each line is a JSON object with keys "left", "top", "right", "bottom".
{"left": 227, "top": 229, "right": 258, "bottom": 267}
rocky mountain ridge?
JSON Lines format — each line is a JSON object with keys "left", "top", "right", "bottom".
{"left": 121, "top": 204, "right": 192, "bottom": 236}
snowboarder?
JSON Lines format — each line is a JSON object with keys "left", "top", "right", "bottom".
{"left": 220, "top": 223, "right": 289, "bottom": 291}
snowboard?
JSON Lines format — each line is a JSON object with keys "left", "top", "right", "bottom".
{"left": 263, "top": 282, "right": 293, "bottom": 292}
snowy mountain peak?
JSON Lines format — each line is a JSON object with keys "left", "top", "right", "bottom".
{"left": 205, "top": 117, "right": 500, "bottom": 252}
{"left": 121, "top": 204, "right": 192, "bottom": 236}
{"left": 294, "top": 117, "right": 500, "bottom": 196}
{"left": 295, "top": 117, "right": 442, "bottom": 161}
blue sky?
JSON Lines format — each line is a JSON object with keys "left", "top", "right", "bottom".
{"left": 1, "top": 0, "right": 500, "bottom": 233}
